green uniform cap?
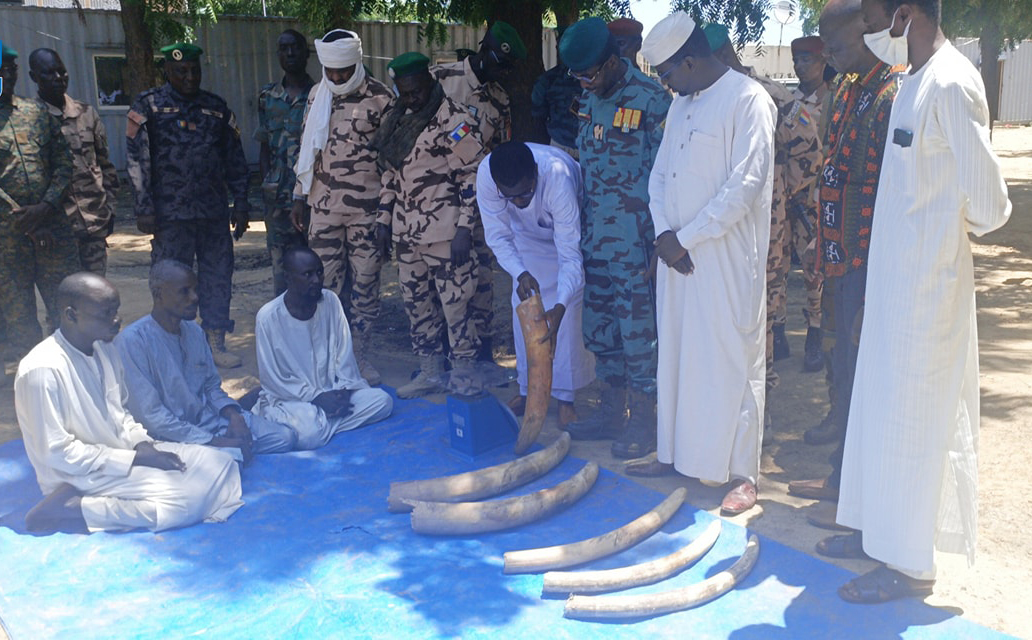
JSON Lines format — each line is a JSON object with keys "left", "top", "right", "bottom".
{"left": 387, "top": 51, "right": 430, "bottom": 79}
{"left": 1, "top": 41, "right": 18, "bottom": 61}
{"left": 160, "top": 42, "right": 204, "bottom": 62}
{"left": 559, "top": 17, "right": 611, "bottom": 73}
{"left": 485, "top": 20, "right": 527, "bottom": 61}
{"left": 703, "top": 23, "right": 730, "bottom": 53}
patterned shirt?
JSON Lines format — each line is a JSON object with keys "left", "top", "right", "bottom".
{"left": 531, "top": 64, "right": 583, "bottom": 149}
{"left": 432, "top": 58, "right": 510, "bottom": 151}
{"left": 0, "top": 95, "right": 72, "bottom": 220}
{"left": 46, "top": 95, "right": 118, "bottom": 237}
{"left": 817, "top": 62, "right": 901, "bottom": 277}
{"left": 254, "top": 75, "right": 314, "bottom": 212}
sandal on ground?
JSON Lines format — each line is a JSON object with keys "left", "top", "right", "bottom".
{"left": 838, "top": 565, "right": 934, "bottom": 604}
{"left": 787, "top": 477, "right": 839, "bottom": 501}
{"left": 815, "top": 531, "right": 868, "bottom": 559}
{"left": 625, "top": 452, "right": 675, "bottom": 477}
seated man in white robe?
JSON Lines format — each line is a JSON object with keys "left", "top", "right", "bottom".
{"left": 627, "top": 13, "right": 775, "bottom": 518}
{"left": 475, "top": 141, "right": 595, "bottom": 426}
{"left": 253, "top": 247, "right": 393, "bottom": 449}
{"left": 117, "top": 260, "right": 298, "bottom": 464}
{"left": 14, "top": 272, "right": 243, "bottom": 533}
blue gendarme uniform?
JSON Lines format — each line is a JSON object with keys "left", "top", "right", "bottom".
{"left": 125, "top": 83, "right": 250, "bottom": 332}
{"left": 576, "top": 60, "right": 670, "bottom": 394}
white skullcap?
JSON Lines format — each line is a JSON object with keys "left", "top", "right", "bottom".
{"left": 641, "top": 11, "right": 697, "bottom": 67}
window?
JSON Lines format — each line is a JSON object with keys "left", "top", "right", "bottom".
{"left": 93, "top": 55, "right": 163, "bottom": 109}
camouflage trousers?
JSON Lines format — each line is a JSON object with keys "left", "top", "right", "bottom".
{"left": 0, "top": 220, "right": 81, "bottom": 357}
{"left": 581, "top": 233, "right": 657, "bottom": 394}
{"left": 396, "top": 240, "right": 479, "bottom": 361}
{"left": 76, "top": 232, "right": 109, "bottom": 276}
{"left": 308, "top": 208, "right": 382, "bottom": 335}
{"left": 765, "top": 192, "right": 789, "bottom": 392}
{"left": 151, "top": 219, "right": 234, "bottom": 332}
{"left": 265, "top": 207, "right": 307, "bottom": 297}
{"left": 469, "top": 222, "right": 495, "bottom": 340}
{"left": 773, "top": 205, "right": 823, "bottom": 328}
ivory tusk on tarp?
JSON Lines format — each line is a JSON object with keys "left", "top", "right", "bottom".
{"left": 514, "top": 294, "right": 553, "bottom": 454}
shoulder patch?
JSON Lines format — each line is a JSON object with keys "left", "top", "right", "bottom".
{"left": 126, "top": 109, "right": 147, "bottom": 138}
{"left": 449, "top": 122, "right": 472, "bottom": 142}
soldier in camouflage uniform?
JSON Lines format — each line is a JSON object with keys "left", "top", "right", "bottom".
{"left": 29, "top": 49, "right": 118, "bottom": 276}
{"left": 372, "top": 53, "right": 486, "bottom": 398}
{"left": 255, "top": 29, "right": 314, "bottom": 297}
{"left": 0, "top": 43, "right": 79, "bottom": 367}
{"left": 432, "top": 21, "right": 527, "bottom": 362}
{"left": 708, "top": 24, "right": 822, "bottom": 434}
{"left": 530, "top": 25, "right": 582, "bottom": 159}
{"left": 291, "top": 29, "right": 393, "bottom": 386}
{"left": 558, "top": 18, "right": 670, "bottom": 459}
{"left": 125, "top": 43, "right": 251, "bottom": 369}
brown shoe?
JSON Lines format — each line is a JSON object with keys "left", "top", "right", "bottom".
{"left": 720, "top": 480, "right": 758, "bottom": 516}
{"left": 558, "top": 400, "right": 577, "bottom": 427}
{"left": 625, "top": 453, "right": 675, "bottom": 477}
{"left": 807, "top": 503, "right": 853, "bottom": 531}
{"left": 787, "top": 477, "right": 839, "bottom": 501}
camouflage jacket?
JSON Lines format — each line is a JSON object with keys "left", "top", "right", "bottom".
{"left": 0, "top": 95, "right": 72, "bottom": 225}
{"left": 46, "top": 95, "right": 118, "bottom": 237}
{"left": 432, "top": 59, "right": 510, "bottom": 151}
{"left": 576, "top": 62, "right": 670, "bottom": 243}
{"left": 254, "top": 75, "right": 314, "bottom": 212}
{"left": 376, "top": 95, "right": 485, "bottom": 246}
{"left": 751, "top": 71, "right": 822, "bottom": 203}
{"left": 125, "top": 84, "right": 250, "bottom": 221}
{"left": 531, "top": 64, "right": 583, "bottom": 149}
{"left": 293, "top": 76, "right": 393, "bottom": 218}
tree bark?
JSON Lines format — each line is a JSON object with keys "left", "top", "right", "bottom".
{"left": 491, "top": 2, "right": 544, "bottom": 141}
{"left": 120, "top": 0, "right": 156, "bottom": 103}
{"left": 980, "top": 18, "right": 1002, "bottom": 129}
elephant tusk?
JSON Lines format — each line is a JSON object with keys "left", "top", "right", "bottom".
{"left": 563, "top": 534, "right": 758, "bottom": 619}
{"left": 503, "top": 488, "right": 687, "bottom": 574}
{"left": 514, "top": 294, "right": 553, "bottom": 454}
{"left": 387, "top": 433, "right": 570, "bottom": 513}
{"left": 408, "top": 462, "right": 599, "bottom": 535}
{"left": 542, "top": 519, "right": 722, "bottom": 595}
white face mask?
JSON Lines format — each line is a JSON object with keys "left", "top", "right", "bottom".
{"left": 863, "top": 8, "right": 911, "bottom": 67}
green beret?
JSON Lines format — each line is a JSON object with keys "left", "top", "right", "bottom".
{"left": 559, "top": 17, "right": 611, "bottom": 73}
{"left": 485, "top": 21, "right": 527, "bottom": 61}
{"left": 160, "top": 42, "right": 203, "bottom": 62}
{"left": 388, "top": 52, "right": 430, "bottom": 79}
{"left": 703, "top": 23, "right": 730, "bottom": 53}
{"left": 1, "top": 41, "right": 17, "bottom": 61}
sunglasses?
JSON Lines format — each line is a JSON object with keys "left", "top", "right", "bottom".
{"left": 567, "top": 58, "right": 609, "bottom": 83}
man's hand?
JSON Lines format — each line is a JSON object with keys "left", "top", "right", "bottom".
{"left": 516, "top": 271, "right": 541, "bottom": 301}
{"left": 136, "top": 214, "right": 157, "bottom": 235}
{"left": 540, "top": 303, "right": 566, "bottom": 357}
{"left": 232, "top": 200, "right": 250, "bottom": 240}
{"left": 12, "top": 202, "right": 55, "bottom": 235}
{"left": 133, "top": 441, "right": 187, "bottom": 472}
{"left": 290, "top": 200, "right": 308, "bottom": 234}
{"left": 375, "top": 222, "right": 392, "bottom": 260}
{"left": 223, "top": 409, "right": 254, "bottom": 464}
{"left": 313, "top": 389, "right": 353, "bottom": 419}
{"left": 654, "top": 231, "right": 694, "bottom": 275}
{"left": 450, "top": 227, "right": 473, "bottom": 266}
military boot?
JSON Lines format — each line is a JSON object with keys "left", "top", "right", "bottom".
{"left": 564, "top": 384, "right": 627, "bottom": 441}
{"left": 772, "top": 323, "right": 790, "bottom": 361}
{"left": 611, "top": 390, "right": 658, "bottom": 459}
{"left": 352, "top": 329, "right": 382, "bottom": 386}
{"left": 397, "top": 355, "right": 446, "bottom": 398}
{"left": 206, "top": 329, "right": 242, "bottom": 369}
{"left": 803, "top": 327, "right": 824, "bottom": 372}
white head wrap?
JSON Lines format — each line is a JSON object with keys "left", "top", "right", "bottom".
{"left": 295, "top": 30, "right": 366, "bottom": 195}
{"left": 641, "top": 11, "right": 697, "bottom": 67}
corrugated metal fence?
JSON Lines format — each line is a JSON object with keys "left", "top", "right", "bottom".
{"left": 1, "top": 6, "right": 559, "bottom": 169}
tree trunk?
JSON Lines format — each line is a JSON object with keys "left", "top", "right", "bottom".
{"left": 980, "top": 18, "right": 1002, "bottom": 130}
{"left": 120, "top": 0, "right": 156, "bottom": 102}
{"left": 491, "top": 2, "right": 544, "bottom": 141}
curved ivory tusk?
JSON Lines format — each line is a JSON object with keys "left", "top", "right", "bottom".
{"left": 515, "top": 294, "right": 553, "bottom": 454}
{"left": 563, "top": 534, "right": 759, "bottom": 619}
{"left": 387, "top": 433, "right": 570, "bottom": 513}
{"left": 503, "top": 488, "right": 687, "bottom": 574}
{"left": 408, "top": 462, "right": 599, "bottom": 535}
{"left": 542, "top": 519, "right": 722, "bottom": 594}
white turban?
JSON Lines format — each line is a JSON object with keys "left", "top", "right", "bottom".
{"left": 642, "top": 11, "right": 697, "bottom": 67}
{"left": 295, "top": 30, "right": 367, "bottom": 196}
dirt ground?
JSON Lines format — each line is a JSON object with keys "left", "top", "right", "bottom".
{"left": 2, "top": 127, "right": 1030, "bottom": 637}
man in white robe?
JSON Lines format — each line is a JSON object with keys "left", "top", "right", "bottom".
{"left": 475, "top": 141, "right": 595, "bottom": 426}
{"left": 253, "top": 247, "right": 393, "bottom": 449}
{"left": 14, "top": 273, "right": 243, "bottom": 533}
{"left": 830, "top": 0, "right": 1011, "bottom": 603}
{"left": 632, "top": 13, "right": 775, "bottom": 517}
{"left": 118, "top": 260, "right": 298, "bottom": 463}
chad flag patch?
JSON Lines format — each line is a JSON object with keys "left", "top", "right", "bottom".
{"left": 449, "top": 122, "right": 472, "bottom": 142}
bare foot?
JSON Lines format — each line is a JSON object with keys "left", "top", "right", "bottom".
{"left": 25, "top": 483, "right": 88, "bottom": 534}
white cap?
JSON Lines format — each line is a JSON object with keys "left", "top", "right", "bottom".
{"left": 642, "top": 11, "right": 697, "bottom": 66}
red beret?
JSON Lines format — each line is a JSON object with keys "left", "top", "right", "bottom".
{"left": 608, "top": 18, "right": 644, "bottom": 37}
{"left": 791, "top": 36, "right": 824, "bottom": 54}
